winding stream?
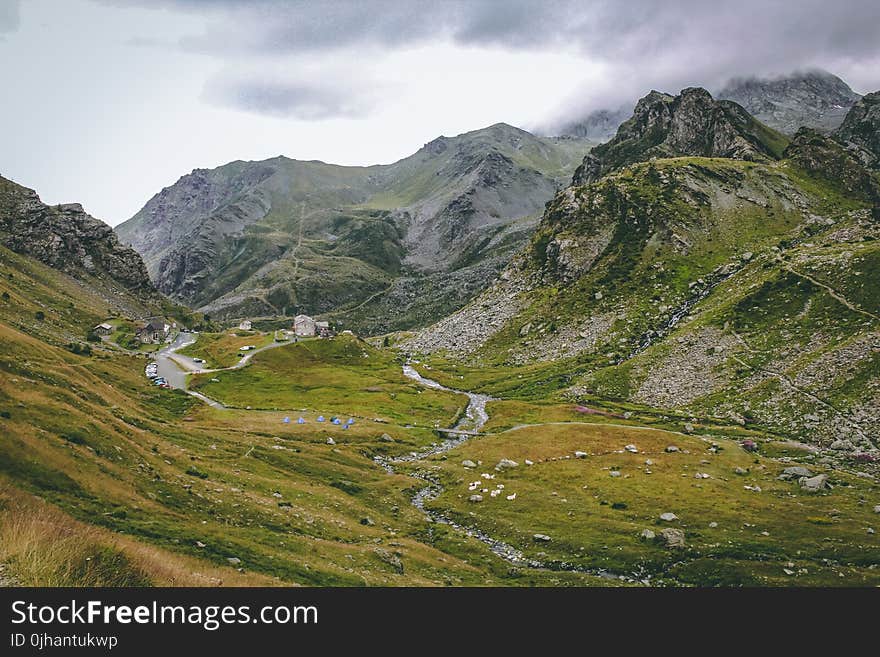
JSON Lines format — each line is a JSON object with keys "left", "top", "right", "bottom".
{"left": 378, "top": 364, "right": 643, "bottom": 583}
{"left": 160, "top": 335, "right": 641, "bottom": 581}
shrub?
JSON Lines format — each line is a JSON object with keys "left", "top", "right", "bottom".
{"left": 185, "top": 466, "right": 208, "bottom": 479}
{"left": 34, "top": 311, "right": 45, "bottom": 321}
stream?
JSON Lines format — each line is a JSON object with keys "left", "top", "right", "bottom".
{"left": 625, "top": 266, "right": 740, "bottom": 361}
{"left": 377, "top": 364, "right": 643, "bottom": 583}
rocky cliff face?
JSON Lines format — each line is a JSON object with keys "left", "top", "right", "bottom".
{"left": 572, "top": 88, "right": 787, "bottom": 186}
{"left": 0, "top": 176, "right": 154, "bottom": 293}
{"left": 833, "top": 91, "right": 880, "bottom": 170}
{"left": 117, "top": 124, "right": 591, "bottom": 330}
{"left": 785, "top": 128, "right": 880, "bottom": 206}
{"left": 718, "top": 70, "right": 861, "bottom": 135}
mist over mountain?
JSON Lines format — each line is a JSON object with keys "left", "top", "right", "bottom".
{"left": 547, "top": 70, "right": 863, "bottom": 143}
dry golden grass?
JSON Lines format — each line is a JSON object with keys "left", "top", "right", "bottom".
{"left": 0, "top": 481, "right": 278, "bottom": 587}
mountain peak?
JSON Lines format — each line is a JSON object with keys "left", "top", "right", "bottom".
{"left": 718, "top": 69, "right": 861, "bottom": 134}
{"left": 572, "top": 87, "right": 787, "bottom": 185}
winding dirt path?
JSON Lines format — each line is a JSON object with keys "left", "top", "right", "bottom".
{"left": 783, "top": 265, "right": 880, "bottom": 323}
{"left": 730, "top": 331, "right": 871, "bottom": 442}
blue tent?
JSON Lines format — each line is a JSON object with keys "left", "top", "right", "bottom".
{"left": 317, "top": 416, "right": 325, "bottom": 422}
{"left": 297, "top": 417, "right": 305, "bottom": 424}
{"left": 342, "top": 424, "right": 349, "bottom": 430}
{"left": 346, "top": 418, "right": 355, "bottom": 425}
{"left": 332, "top": 418, "right": 341, "bottom": 425}
{"left": 282, "top": 416, "right": 290, "bottom": 424}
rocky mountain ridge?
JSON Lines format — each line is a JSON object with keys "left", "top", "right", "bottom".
{"left": 572, "top": 87, "right": 788, "bottom": 185}
{"left": 833, "top": 91, "right": 880, "bottom": 170}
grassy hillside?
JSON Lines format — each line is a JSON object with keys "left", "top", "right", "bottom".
{"left": 406, "top": 147, "right": 880, "bottom": 449}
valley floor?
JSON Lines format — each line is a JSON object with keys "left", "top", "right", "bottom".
{"left": 3, "top": 320, "right": 875, "bottom": 587}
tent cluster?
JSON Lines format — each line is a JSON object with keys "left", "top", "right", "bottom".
{"left": 281, "top": 415, "right": 355, "bottom": 428}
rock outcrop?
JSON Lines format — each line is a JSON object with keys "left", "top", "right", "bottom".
{"left": 833, "top": 91, "right": 880, "bottom": 170}
{"left": 784, "top": 128, "right": 880, "bottom": 206}
{"left": 0, "top": 176, "right": 154, "bottom": 293}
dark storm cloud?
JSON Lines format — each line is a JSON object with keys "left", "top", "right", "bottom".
{"left": 102, "top": 0, "right": 880, "bottom": 59}
{"left": 101, "top": 0, "right": 880, "bottom": 119}
{"left": 0, "top": 0, "right": 21, "bottom": 35}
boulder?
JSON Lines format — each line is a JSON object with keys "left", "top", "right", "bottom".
{"left": 659, "top": 512, "right": 678, "bottom": 522}
{"left": 799, "top": 474, "right": 829, "bottom": 492}
{"left": 829, "top": 439, "right": 855, "bottom": 451}
{"left": 658, "top": 528, "right": 686, "bottom": 548}
{"left": 779, "top": 466, "right": 813, "bottom": 480}
{"left": 639, "top": 529, "right": 656, "bottom": 541}
{"left": 734, "top": 467, "right": 748, "bottom": 476}
{"left": 495, "top": 458, "right": 519, "bottom": 471}
{"left": 379, "top": 433, "right": 395, "bottom": 442}
{"left": 625, "top": 444, "right": 638, "bottom": 453}
{"left": 665, "top": 445, "right": 680, "bottom": 453}
{"left": 574, "top": 451, "right": 588, "bottom": 459}
{"left": 461, "top": 459, "right": 477, "bottom": 468}
{"left": 533, "top": 534, "right": 552, "bottom": 542}
{"left": 609, "top": 470, "right": 621, "bottom": 478}
{"left": 468, "top": 495, "right": 483, "bottom": 503}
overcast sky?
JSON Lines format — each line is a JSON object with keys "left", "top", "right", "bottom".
{"left": 1, "top": 0, "right": 879, "bottom": 225}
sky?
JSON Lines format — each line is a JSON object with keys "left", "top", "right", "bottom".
{"left": 1, "top": 0, "right": 879, "bottom": 226}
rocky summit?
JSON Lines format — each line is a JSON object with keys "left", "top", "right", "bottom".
{"left": 571, "top": 87, "right": 788, "bottom": 186}
{"left": 718, "top": 70, "right": 861, "bottom": 135}
{"left": 548, "top": 70, "right": 861, "bottom": 147}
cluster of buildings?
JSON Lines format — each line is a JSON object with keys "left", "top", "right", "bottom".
{"left": 92, "top": 316, "right": 177, "bottom": 345}
{"left": 234, "top": 314, "right": 337, "bottom": 339}
{"left": 135, "top": 317, "right": 174, "bottom": 344}
{"left": 293, "top": 314, "right": 332, "bottom": 337}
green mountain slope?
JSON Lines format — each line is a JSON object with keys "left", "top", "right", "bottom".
{"left": 406, "top": 90, "right": 880, "bottom": 451}
{"left": 116, "top": 124, "right": 591, "bottom": 331}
